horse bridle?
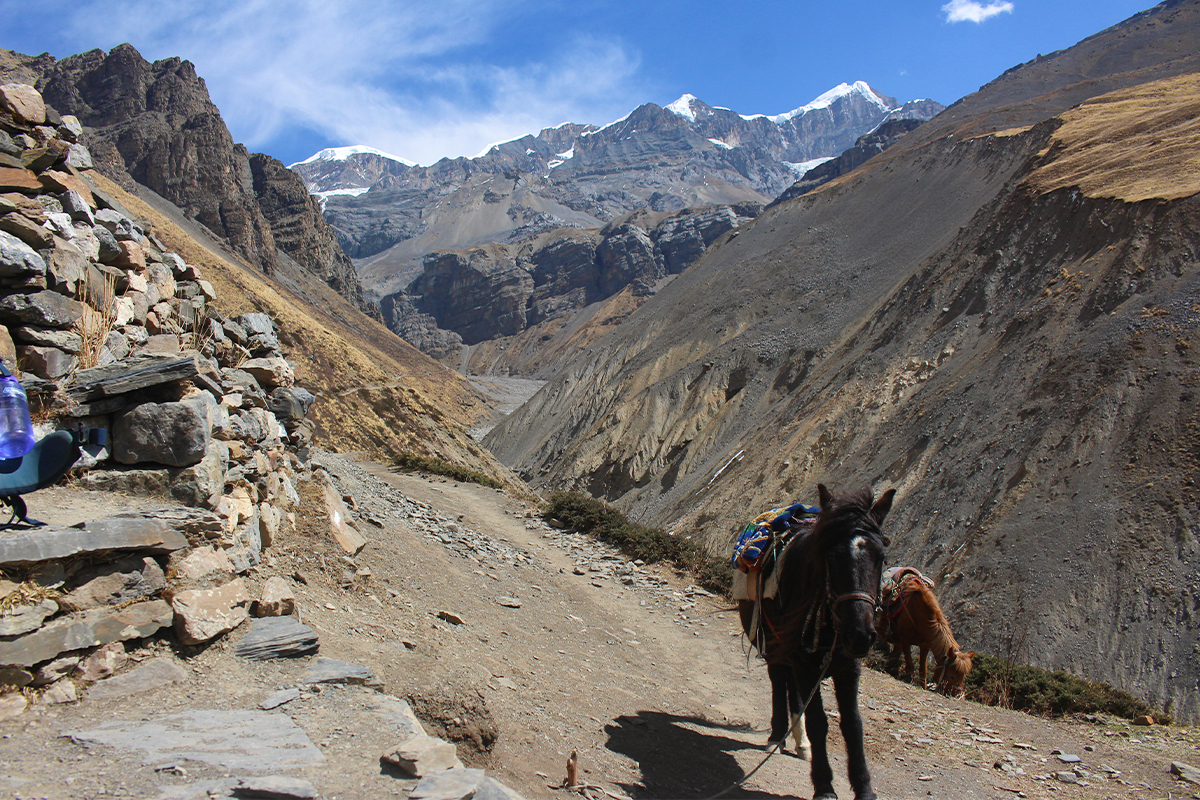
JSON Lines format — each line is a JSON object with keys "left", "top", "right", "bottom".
{"left": 801, "top": 559, "right": 884, "bottom": 652}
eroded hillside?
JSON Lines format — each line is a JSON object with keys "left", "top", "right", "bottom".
{"left": 486, "top": 10, "right": 1200, "bottom": 719}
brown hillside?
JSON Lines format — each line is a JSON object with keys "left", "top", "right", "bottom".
{"left": 485, "top": 10, "right": 1200, "bottom": 719}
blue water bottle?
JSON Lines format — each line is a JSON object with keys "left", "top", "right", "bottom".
{"left": 0, "top": 362, "right": 34, "bottom": 460}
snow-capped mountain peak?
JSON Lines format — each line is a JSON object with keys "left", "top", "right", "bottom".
{"left": 288, "top": 145, "right": 415, "bottom": 169}
{"left": 666, "top": 94, "right": 702, "bottom": 121}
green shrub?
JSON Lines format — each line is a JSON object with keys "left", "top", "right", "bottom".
{"left": 390, "top": 452, "right": 503, "bottom": 489}
{"left": 964, "top": 653, "right": 1166, "bottom": 722}
{"left": 545, "top": 491, "right": 731, "bottom": 595}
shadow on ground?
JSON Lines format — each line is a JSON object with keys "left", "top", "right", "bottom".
{"left": 603, "top": 710, "right": 810, "bottom": 799}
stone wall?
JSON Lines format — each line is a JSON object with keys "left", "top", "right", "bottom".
{"left": 0, "top": 81, "right": 320, "bottom": 708}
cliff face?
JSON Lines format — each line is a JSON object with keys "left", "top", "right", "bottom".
{"left": 248, "top": 153, "right": 377, "bottom": 318}
{"left": 380, "top": 203, "right": 759, "bottom": 372}
{"left": 4, "top": 44, "right": 374, "bottom": 316}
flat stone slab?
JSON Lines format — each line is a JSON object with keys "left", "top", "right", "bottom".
{"left": 259, "top": 687, "right": 301, "bottom": 710}
{"left": 88, "top": 658, "right": 188, "bottom": 700}
{"left": 233, "top": 616, "right": 319, "bottom": 660}
{"left": 301, "top": 657, "right": 380, "bottom": 687}
{"left": 0, "top": 600, "right": 172, "bottom": 667}
{"left": 154, "top": 776, "right": 317, "bottom": 800}
{"left": 409, "top": 768, "right": 486, "bottom": 800}
{"left": 0, "top": 518, "right": 188, "bottom": 567}
{"left": 68, "top": 709, "right": 325, "bottom": 771}
{"left": 364, "top": 693, "right": 425, "bottom": 738}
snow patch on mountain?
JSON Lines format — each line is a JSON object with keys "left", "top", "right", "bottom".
{"left": 783, "top": 156, "right": 835, "bottom": 177}
{"left": 289, "top": 145, "right": 414, "bottom": 168}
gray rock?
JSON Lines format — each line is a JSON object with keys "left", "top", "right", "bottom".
{"left": 0, "top": 289, "right": 83, "bottom": 328}
{"left": 63, "top": 556, "right": 167, "bottom": 609}
{"left": 473, "top": 777, "right": 529, "bottom": 800}
{"left": 233, "top": 615, "right": 319, "bottom": 660}
{"left": 0, "top": 600, "right": 172, "bottom": 667}
{"left": 0, "top": 518, "right": 188, "bottom": 568}
{"left": 302, "top": 657, "right": 381, "bottom": 687}
{"left": 17, "top": 344, "right": 77, "bottom": 379}
{"left": 1171, "top": 761, "right": 1200, "bottom": 785}
{"left": 88, "top": 657, "right": 188, "bottom": 700}
{"left": 113, "top": 400, "right": 211, "bottom": 466}
{"left": 0, "top": 665, "right": 34, "bottom": 687}
{"left": 14, "top": 325, "right": 83, "bottom": 353}
{"left": 232, "top": 776, "right": 317, "bottom": 799}
{"left": 408, "top": 768, "right": 487, "bottom": 800}
{"left": 259, "top": 687, "right": 300, "bottom": 710}
{"left": 93, "top": 224, "right": 121, "bottom": 262}
{"left": 382, "top": 735, "right": 463, "bottom": 777}
{"left": 68, "top": 709, "right": 325, "bottom": 771}
{"left": 60, "top": 189, "right": 93, "bottom": 223}
{"left": 66, "top": 143, "right": 93, "bottom": 170}
{"left": 364, "top": 693, "right": 426, "bottom": 738}
{"left": 0, "top": 598, "right": 59, "bottom": 636}
{"left": 236, "top": 313, "right": 278, "bottom": 354}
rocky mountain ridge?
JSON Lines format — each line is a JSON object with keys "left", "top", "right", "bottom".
{"left": 484, "top": 0, "right": 1200, "bottom": 720}
{"left": 0, "top": 43, "right": 378, "bottom": 320}
{"left": 291, "top": 83, "right": 943, "bottom": 301}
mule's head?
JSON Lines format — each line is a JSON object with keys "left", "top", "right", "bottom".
{"left": 818, "top": 484, "right": 895, "bottom": 659}
{"left": 936, "top": 648, "right": 975, "bottom": 697}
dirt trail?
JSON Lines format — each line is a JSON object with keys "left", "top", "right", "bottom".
{"left": 1, "top": 457, "right": 1197, "bottom": 800}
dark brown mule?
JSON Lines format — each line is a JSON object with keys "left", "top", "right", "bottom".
{"left": 770, "top": 484, "right": 895, "bottom": 800}
{"left": 879, "top": 577, "right": 975, "bottom": 695}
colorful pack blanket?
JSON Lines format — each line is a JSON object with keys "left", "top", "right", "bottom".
{"left": 731, "top": 502, "right": 820, "bottom": 573}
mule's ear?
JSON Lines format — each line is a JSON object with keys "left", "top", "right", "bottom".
{"left": 870, "top": 488, "right": 896, "bottom": 524}
{"left": 818, "top": 484, "right": 833, "bottom": 510}
{"left": 962, "top": 651, "right": 977, "bottom": 659}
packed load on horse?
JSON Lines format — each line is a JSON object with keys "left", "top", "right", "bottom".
{"left": 732, "top": 500, "right": 820, "bottom": 756}
{"left": 877, "top": 566, "right": 974, "bottom": 695}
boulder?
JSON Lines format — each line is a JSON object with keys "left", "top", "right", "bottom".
{"left": 18, "top": 344, "right": 77, "bottom": 378}
{"left": 113, "top": 400, "right": 211, "bottom": 466}
{"left": 88, "top": 657, "right": 188, "bottom": 700}
{"left": 168, "top": 577, "right": 250, "bottom": 645}
{"left": 241, "top": 356, "right": 295, "bottom": 389}
{"left": 381, "top": 735, "right": 464, "bottom": 777}
{"left": 0, "top": 289, "right": 83, "bottom": 327}
{"left": 0, "top": 692, "right": 27, "bottom": 720}
{"left": 0, "top": 83, "right": 46, "bottom": 125}
{"left": 170, "top": 545, "right": 235, "bottom": 582}
{"left": 323, "top": 481, "right": 366, "bottom": 555}
{"left": 61, "top": 556, "right": 166, "bottom": 610}
{"left": 233, "top": 615, "right": 319, "bottom": 660}
{"left": 256, "top": 575, "right": 295, "bottom": 617}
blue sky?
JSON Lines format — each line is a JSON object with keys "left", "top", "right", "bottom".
{"left": 1, "top": 0, "right": 1156, "bottom": 167}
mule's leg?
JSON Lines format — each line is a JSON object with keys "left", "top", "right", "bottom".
{"left": 796, "top": 667, "right": 835, "bottom": 799}
{"left": 918, "top": 646, "right": 930, "bottom": 687}
{"left": 766, "top": 662, "right": 791, "bottom": 748}
{"left": 902, "top": 646, "right": 915, "bottom": 682}
{"left": 787, "top": 670, "right": 810, "bottom": 760}
{"left": 832, "top": 664, "right": 876, "bottom": 800}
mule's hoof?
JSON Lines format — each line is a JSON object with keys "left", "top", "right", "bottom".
{"left": 814, "top": 793, "right": 837, "bottom": 800}
{"left": 765, "top": 738, "right": 785, "bottom": 751}
{"left": 795, "top": 745, "right": 810, "bottom": 760}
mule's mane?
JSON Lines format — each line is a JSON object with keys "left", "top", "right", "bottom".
{"left": 908, "top": 580, "right": 960, "bottom": 658}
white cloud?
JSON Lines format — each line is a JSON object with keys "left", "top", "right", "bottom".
{"left": 16, "top": 0, "right": 647, "bottom": 165}
{"left": 942, "top": 0, "right": 1014, "bottom": 24}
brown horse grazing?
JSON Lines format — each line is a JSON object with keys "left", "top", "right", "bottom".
{"left": 770, "top": 484, "right": 895, "bottom": 800}
{"left": 879, "top": 576, "right": 975, "bottom": 695}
